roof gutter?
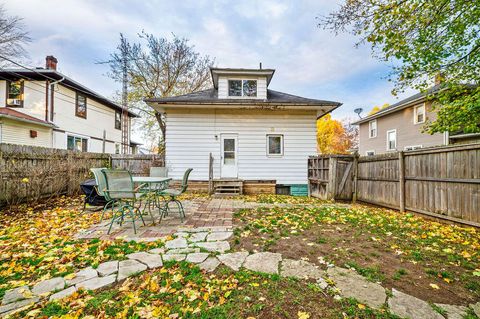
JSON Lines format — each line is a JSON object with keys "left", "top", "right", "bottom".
{"left": 0, "top": 114, "right": 57, "bottom": 128}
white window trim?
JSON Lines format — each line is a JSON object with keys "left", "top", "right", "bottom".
{"left": 365, "top": 150, "right": 376, "bottom": 156}
{"left": 413, "top": 103, "right": 426, "bottom": 124}
{"left": 369, "top": 120, "right": 377, "bottom": 138}
{"left": 386, "top": 129, "right": 397, "bottom": 151}
{"left": 404, "top": 145, "right": 422, "bottom": 151}
{"left": 266, "top": 134, "right": 284, "bottom": 157}
{"left": 227, "top": 79, "right": 258, "bottom": 98}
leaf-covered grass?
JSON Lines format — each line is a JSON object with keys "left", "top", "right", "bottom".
{"left": 0, "top": 196, "right": 165, "bottom": 298}
{"left": 11, "top": 263, "right": 400, "bottom": 319}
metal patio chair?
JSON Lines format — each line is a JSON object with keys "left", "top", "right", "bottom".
{"left": 90, "top": 167, "right": 116, "bottom": 222}
{"left": 102, "top": 169, "right": 146, "bottom": 234}
{"left": 158, "top": 168, "right": 193, "bottom": 223}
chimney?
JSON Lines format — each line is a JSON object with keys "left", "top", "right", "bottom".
{"left": 434, "top": 72, "right": 445, "bottom": 86}
{"left": 45, "top": 55, "right": 58, "bottom": 70}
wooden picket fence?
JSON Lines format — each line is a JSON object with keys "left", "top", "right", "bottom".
{"left": 0, "top": 143, "right": 163, "bottom": 207}
{"left": 308, "top": 143, "right": 480, "bottom": 227}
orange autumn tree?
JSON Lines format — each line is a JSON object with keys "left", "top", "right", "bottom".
{"left": 316, "top": 114, "right": 352, "bottom": 154}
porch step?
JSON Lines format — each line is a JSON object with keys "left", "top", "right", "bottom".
{"left": 213, "top": 180, "right": 243, "bottom": 195}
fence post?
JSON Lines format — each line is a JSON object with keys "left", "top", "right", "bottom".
{"left": 352, "top": 153, "right": 359, "bottom": 204}
{"left": 399, "top": 151, "right": 405, "bottom": 212}
{"left": 327, "top": 156, "right": 337, "bottom": 200}
{"left": 208, "top": 153, "right": 214, "bottom": 195}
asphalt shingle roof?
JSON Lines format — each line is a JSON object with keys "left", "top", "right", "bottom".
{"left": 145, "top": 88, "right": 341, "bottom": 106}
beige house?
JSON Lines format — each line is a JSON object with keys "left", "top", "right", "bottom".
{"left": 0, "top": 56, "right": 138, "bottom": 153}
{"left": 354, "top": 85, "right": 479, "bottom": 155}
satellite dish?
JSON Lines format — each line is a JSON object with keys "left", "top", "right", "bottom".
{"left": 354, "top": 108, "right": 363, "bottom": 118}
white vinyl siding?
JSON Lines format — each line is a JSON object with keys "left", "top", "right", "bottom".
{"left": 218, "top": 75, "right": 267, "bottom": 99}
{"left": 164, "top": 108, "right": 317, "bottom": 184}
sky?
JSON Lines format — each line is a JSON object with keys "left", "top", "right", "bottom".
{"left": 4, "top": 0, "right": 415, "bottom": 142}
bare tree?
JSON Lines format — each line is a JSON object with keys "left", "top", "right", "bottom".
{"left": 0, "top": 4, "right": 30, "bottom": 63}
{"left": 106, "top": 32, "right": 214, "bottom": 152}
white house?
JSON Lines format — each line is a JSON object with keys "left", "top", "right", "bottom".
{"left": 0, "top": 56, "right": 138, "bottom": 154}
{"left": 146, "top": 67, "right": 341, "bottom": 195}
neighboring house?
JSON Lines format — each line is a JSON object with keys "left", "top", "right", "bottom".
{"left": 146, "top": 67, "right": 341, "bottom": 195}
{"left": 353, "top": 84, "right": 480, "bottom": 155}
{"left": 0, "top": 56, "right": 138, "bottom": 153}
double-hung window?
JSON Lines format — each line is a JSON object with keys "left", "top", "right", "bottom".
{"left": 75, "top": 93, "right": 87, "bottom": 118}
{"left": 6, "top": 80, "right": 24, "bottom": 107}
{"left": 369, "top": 120, "right": 377, "bottom": 138}
{"left": 228, "top": 80, "right": 257, "bottom": 97}
{"left": 386, "top": 129, "right": 397, "bottom": 151}
{"left": 267, "top": 134, "right": 283, "bottom": 156}
{"left": 414, "top": 104, "right": 425, "bottom": 124}
{"left": 115, "top": 111, "right": 122, "bottom": 130}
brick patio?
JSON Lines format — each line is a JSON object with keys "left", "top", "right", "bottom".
{"left": 75, "top": 197, "right": 259, "bottom": 241}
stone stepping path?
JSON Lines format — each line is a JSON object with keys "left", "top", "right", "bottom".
{"left": 2, "top": 226, "right": 479, "bottom": 319}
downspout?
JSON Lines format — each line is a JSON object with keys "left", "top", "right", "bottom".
{"left": 48, "top": 77, "right": 65, "bottom": 123}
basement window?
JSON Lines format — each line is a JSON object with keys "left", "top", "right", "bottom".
{"left": 228, "top": 80, "right": 257, "bottom": 97}
{"left": 267, "top": 134, "right": 283, "bottom": 156}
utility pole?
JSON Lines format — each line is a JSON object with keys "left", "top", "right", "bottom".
{"left": 121, "top": 51, "right": 129, "bottom": 154}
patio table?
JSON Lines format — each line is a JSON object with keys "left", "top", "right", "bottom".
{"left": 132, "top": 176, "right": 172, "bottom": 224}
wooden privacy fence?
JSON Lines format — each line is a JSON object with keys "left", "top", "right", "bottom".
{"left": 308, "top": 143, "right": 480, "bottom": 227}
{"left": 0, "top": 143, "right": 164, "bottom": 207}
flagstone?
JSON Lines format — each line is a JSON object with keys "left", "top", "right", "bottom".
{"left": 388, "top": 288, "right": 443, "bottom": 319}
{"left": 185, "top": 253, "right": 209, "bottom": 263}
{"left": 206, "top": 231, "right": 233, "bottom": 241}
{"left": 217, "top": 252, "right": 249, "bottom": 271}
{"left": 96, "top": 261, "right": 119, "bottom": 277}
{"left": 32, "top": 277, "right": 65, "bottom": 295}
{"left": 199, "top": 257, "right": 220, "bottom": 272}
{"left": 2, "top": 286, "right": 32, "bottom": 305}
{"left": 434, "top": 303, "right": 468, "bottom": 319}
{"left": 327, "top": 267, "right": 386, "bottom": 309}
{"left": 243, "top": 252, "right": 282, "bottom": 274}
{"left": 165, "top": 237, "right": 188, "bottom": 249}
{"left": 280, "top": 259, "right": 324, "bottom": 280}
{"left": 49, "top": 287, "right": 77, "bottom": 301}
{"left": 162, "top": 254, "right": 186, "bottom": 262}
{"left": 76, "top": 274, "right": 116, "bottom": 291}
{"left": 127, "top": 252, "right": 163, "bottom": 269}
{"left": 117, "top": 260, "right": 148, "bottom": 281}
{"left": 66, "top": 267, "right": 98, "bottom": 286}
{"left": 0, "top": 297, "right": 39, "bottom": 317}
{"left": 189, "top": 232, "right": 208, "bottom": 242}
{"left": 195, "top": 241, "right": 230, "bottom": 253}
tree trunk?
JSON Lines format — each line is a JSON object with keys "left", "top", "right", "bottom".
{"left": 154, "top": 111, "right": 166, "bottom": 157}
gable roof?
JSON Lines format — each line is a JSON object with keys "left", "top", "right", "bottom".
{"left": 146, "top": 88, "right": 341, "bottom": 106}
{"left": 0, "top": 107, "right": 56, "bottom": 127}
{"left": 0, "top": 69, "right": 138, "bottom": 118}
{"left": 210, "top": 67, "right": 275, "bottom": 88}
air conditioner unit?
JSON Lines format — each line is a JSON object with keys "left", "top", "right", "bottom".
{"left": 9, "top": 99, "right": 22, "bottom": 106}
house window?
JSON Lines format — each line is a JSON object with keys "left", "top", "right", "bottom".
{"left": 369, "top": 120, "right": 377, "bottom": 138}
{"left": 67, "top": 135, "right": 88, "bottom": 152}
{"left": 365, "top": 150, "right": 375, "bottom": 156}
{"left": 228, "top": 80, "right": 257, "bottom": 97}
{"left": 267, "top": 134, "right": 283, "bottom": 156}
{"left": 386, "top": 129, "right": 397, "bottom": 151}
{"left": 6, "top": 80, "right": 24, "bottom": 107}
{"left": 115, "top": 143, "right": 120, "bottom": 154}
{"left": 414, "top": 104, "right": 425, "bottom": 124}
{"left": 115, "top": 111, "right": 122, "bottom": 130}
{"left": 75, "top": 93, "right": 87, "bottom": 118}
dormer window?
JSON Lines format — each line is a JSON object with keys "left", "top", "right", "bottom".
{"left": 228, "top": 80, "right": 257, "bottom": 97}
